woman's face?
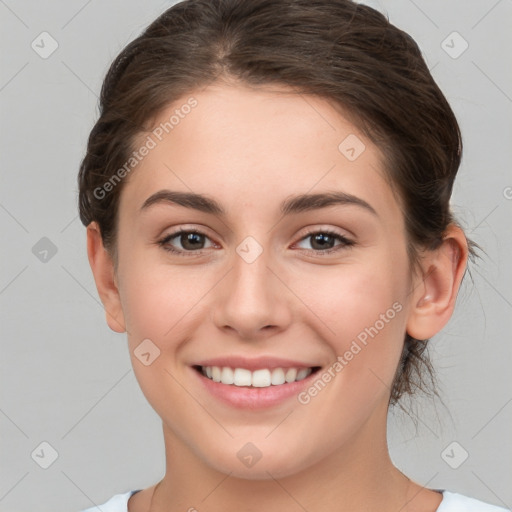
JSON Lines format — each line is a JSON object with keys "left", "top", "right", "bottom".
{"left": 112, "top": 82, "right": 416, "bottom": 478}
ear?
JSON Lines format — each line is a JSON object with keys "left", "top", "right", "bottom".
{"left": 406, "top": 224, "right": 469, "bottom": 340}
{"left": 86, "top": 222, "right": 126, "bottom": 333}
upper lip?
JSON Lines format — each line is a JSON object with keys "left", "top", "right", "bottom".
{"left": 193, "top": 356, "right": 322, "bottom": 371}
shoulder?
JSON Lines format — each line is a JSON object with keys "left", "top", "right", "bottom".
{"left": 438, "top": 491, "right": 510, "bottom": 512}
{"left": 79, "top": 490, "right": 140, "bottom": 512}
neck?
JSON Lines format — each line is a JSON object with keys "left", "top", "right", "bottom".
{"left": 149, "top": 403, "right": 418, "bottom": 512}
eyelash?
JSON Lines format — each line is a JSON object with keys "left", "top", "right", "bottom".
{"left": 156, "top": 228, "right": 355, "bottom": 257}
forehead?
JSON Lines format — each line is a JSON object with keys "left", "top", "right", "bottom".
{"left": 120, "top": 82, "right": 402, "bottom": 224}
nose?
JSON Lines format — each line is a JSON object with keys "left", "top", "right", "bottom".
{"left": 212, "top": 243, "right": 292, "bottom": 341}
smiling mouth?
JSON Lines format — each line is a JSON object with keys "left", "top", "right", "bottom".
{"left": 193, "top": 365, "right": 321, "bottom": 388}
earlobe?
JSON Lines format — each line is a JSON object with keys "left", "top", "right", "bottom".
{"left": 406, "top": 225, "right": 468, "bottom": 340}
{"left": 86, "top": 222, "right": 126, "bottom": 333}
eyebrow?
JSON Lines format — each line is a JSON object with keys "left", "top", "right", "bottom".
{"left": 140, "top": 190, "right": 378, "bottom": 217}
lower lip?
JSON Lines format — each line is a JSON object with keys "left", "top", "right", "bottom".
{"left": 192, "top": 367, "right": 319, "bottom": 410}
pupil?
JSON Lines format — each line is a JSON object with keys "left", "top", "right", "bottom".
{"left": 312, "top": 233, "right": 334, "bottom": 250}
{"left": 182, "top": 232, "right": 203, "bottom": 250}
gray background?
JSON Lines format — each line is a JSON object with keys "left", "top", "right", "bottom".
{"left": 1, "top": 0, "right": 511, "bottom": 511}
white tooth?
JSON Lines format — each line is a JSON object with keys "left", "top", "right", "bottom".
{"left": 285, "top": 368, "right": 297, "bottom": 383}
{"left": 205, "top": 365, "right": 312, "bottom": 386}
{"left": 211, "top": 366, "right": 221, "bottom": 382}
{"left": 252, "top": 369, "right": 271, "bottom": 387}
{"left": 220, "top": 367, "right": 234, "bottom": 384}
{"left": 233, "top": 368, "right": 252, "bottom": 386}
{"left": 271, "top": 368, "right": 286, "bottom": 385}
{"left": 296, "top": 368, "right": 310, "bottom": 381}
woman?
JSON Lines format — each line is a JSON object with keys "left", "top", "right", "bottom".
{"left": 77, "top": 1, "right": 509, "bottom": 510}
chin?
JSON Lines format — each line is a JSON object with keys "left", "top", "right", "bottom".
{"left": 199, "top": 440, "right": 317, "bottom": 481}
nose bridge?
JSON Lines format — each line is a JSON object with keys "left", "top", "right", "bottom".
{"left": 212, "top": 233, "right": 291, "bottom": 337}
{"left": 233, "top": 236, "right": 272, "bottom": 296}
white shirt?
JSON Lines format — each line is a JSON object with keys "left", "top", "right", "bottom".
{"left": 79, "top": 489, "right": 511, "bottom": 511}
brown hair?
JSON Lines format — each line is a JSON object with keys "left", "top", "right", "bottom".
{"left": 78, "top": 0, "right": 474, "bottom": 405}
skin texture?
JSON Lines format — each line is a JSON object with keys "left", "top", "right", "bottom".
{"left": 87, "top": 81, "right": 468, "bottom": 512}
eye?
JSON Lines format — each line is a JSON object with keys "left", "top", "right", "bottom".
{"left": 157, "top": 227, "right": 355, "bottom": 257}
{"left": 294, "top": 229, "right": 355, "bottom": 254}
{"left": 157, "top": 229, "right": 215, "bottom": 256}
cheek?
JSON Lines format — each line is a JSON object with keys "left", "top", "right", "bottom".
{"left": 118, "top": 267, "right": 198, "bottom": 411}
{"left": 119, "top": 258, "right": 211, "bottom": 341}
{"left": 287, "top": 260, "right": 408, "bottom": 451}
{"left": 117, "top": 258, "right": 221, "bottom": 397}
{"left": 297, "top": 258, "right": 408, "bottom": 387}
